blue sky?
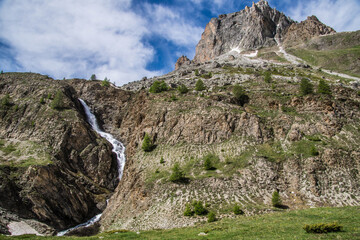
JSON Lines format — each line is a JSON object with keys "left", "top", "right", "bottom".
{"left": 0, "top": 0, "right": 359, "bottom": 86}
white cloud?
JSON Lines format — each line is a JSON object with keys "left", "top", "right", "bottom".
{"left": 287, "top": 0, "right": 360, "bottom": 32}
{"left": 0, "top": 0, "right": 160, "bottom": 85}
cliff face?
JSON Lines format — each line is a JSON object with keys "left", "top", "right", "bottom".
{"left": 0, "top": 73, "right": 119, "bottom": 234}
{"left": 193, "top": 0, "right": 294, "bottom": 63}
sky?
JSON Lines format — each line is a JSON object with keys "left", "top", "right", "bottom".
{"left": 0, "top": 0, "right": 359, "bottom": 86}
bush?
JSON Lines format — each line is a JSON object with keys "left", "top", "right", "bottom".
{"left": 194, "top": 69, "right": 199, "bottom": 76}
{"left": 272, "top": 191, "right": 282, "bottom": 208}
{"left": 193, "top": 201, "right": 208, "bottom": 216}
{"left": 169, "top": 163, "right": 186, "bottom": 183}
{"left": 310, "top": 146, "right": 319, "bottom": 156}
{"left": 102, "top": 77, "right": 110, "bottom": 87}
{"left": 160, "top": 157, "right": 165, "bottom": 164}
{"left": 1, "top": 70, "right": 3, "bottom": 74}
{"left": 90, "top": 74, "right": 96, "bottom": 80}
{"left": 232, "top": 85, "right": 249, "bottom": 106}
{"left": 39, "top": 97, "right": 45, "bottom": 104}
{"left": 183, "top": 204, "right": 194, "bottom": 216}
{"left": 1, "top": 94, "right": 11, "bottom": 107}
{"left": 201, "top": 72, "right": 212, "bottom": 79}
{"left": 207, "top": 212, "right": 216, "bottom": 222}
{"left": 195, "top": 79, "right": 206, "bottom": 91}
{"left": 142, "top": 133, "right": 153, "bottom": 152}
{"left": 303, "top": 222, "right": 343, "bottom": 234}
{"left": 317, "top": 79, "right": 331, "bottom": 95}
{"left": 149, "top": 80, "right": 169, "bottom": 93}
{"left": 264, "top": 71, "right": 272, "bottom": 83}
{"left": 233, "top": 205, "right": 244, "bottom": 215}
{"left": 300, "top": 78, "right": 313, "bottom": 95}
{"left": 177, "top": 84, "right": 189, "bottom": 94}
{"left": 203, "top": 154, "right": 218, "bottom": 170}
{"left": 51, "top": 91, "right": 64, "bottom": 110}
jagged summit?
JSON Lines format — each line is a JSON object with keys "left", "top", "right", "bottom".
{"left": 191, "top": 0, "right": 335, "bottom": 64}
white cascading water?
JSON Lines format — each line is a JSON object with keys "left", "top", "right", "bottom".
{"left": 57, "top": 99, "right": 126, "bottom": 236}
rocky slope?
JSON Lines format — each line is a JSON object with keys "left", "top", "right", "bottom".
{"left": 0, "top": 73, "right": 119, "bottom": 234}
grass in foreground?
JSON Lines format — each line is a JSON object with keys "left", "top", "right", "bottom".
{"left": 1, "top": 206, "right": 359, "bottom": 240}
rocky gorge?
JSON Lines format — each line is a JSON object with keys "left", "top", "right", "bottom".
{"left": 0, "top": 0, "right": 360, "bottom": 236}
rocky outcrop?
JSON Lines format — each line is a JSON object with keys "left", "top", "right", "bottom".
{"left": 193, "top": 0, "right": 294, "bottom": 63}
{"left": 283, "top": 16, "right": 336, "bottom": 46}
{"left": 175, "top": 55, "right": 191, "bottom": 70}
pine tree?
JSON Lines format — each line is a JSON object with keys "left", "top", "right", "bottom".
{"left": 51, "top": 91, "right": 64, "bottom": 110}
{"left": 207, "top": 212, "right": 216, "bottom": 222}
{"left": 317, "top": 79, "right": 331, "bottom": 95}
{"left": 300, "top": 78, "right": 313, "bottom": 95}
{"left": 272, "top": 191, "right": 282, "bottom": 208}
{"left": 177, "top": 84, "right": 189, "bottom": 94}
{"left": 232, "top": 85, "right": 249, "bottom": 106}
{"left": 90, "top": 74, "right": 97, "bottom": 80}
{"left": 142, "top": 133, "right": 153, "bottom": 152}
{"left": 195, "top": 79, "right": 206, "bottom": 91}
{"left": 169, "top": 163, "right": 186, "bottom": 183}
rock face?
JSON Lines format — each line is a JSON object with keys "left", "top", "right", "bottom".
{"left": 193, "top": 0, "right": 294, "bottom": 63}
{"left": 283, "top": 15, "right": 336, "bottom": 46}
{"left": 175, "top": 55, "right": 191, "bottom": 70}
{"left": 0, "top": 73, "right": 119, "bottom": 233}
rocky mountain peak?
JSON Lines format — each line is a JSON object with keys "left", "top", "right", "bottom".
{"left": 175, "top": 55, "right": 191, "bottom": 70}
{"left": 193, "top": 0, "right": 294, "bottom": 63}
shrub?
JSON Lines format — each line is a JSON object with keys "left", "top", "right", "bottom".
{"left": 232, "top": 85, "right": 249, "bottom": 106}
{"left": 141, "top": 133, "right": 153, "bottom": 152}
{"left": 177, "top": 84, "right": 189, "bottom": 94}
{"left": 303, "top": 222, "right": 343, "bottom": 234}
{"left": 194, "top": 69, "right": 199, "bottom": 76}
{"left": 90, "top": 74, "right": 97, "bottom": 80}
{"left": 102, "top": 77, "right": 110, "bottom": 87}
{"left": 300, "top": 78, "right": 313, "bottom": 95}
{"left": 310, "top": 146, "right": 319, "bottom": 156}
{"left": 183, "top": 204, "right": 194, "bottom": 216}
{"left": 272, "top": 191, "right": 282, "bottom": 208}
{"left": 169, "top": 163, "right": 186, "bottom": 183}
{"left": 149, "top": 80, "right": 169, "bottom": 93}
{"left": 170, "top": 95, "right": 178, "bottom": 101}
{"left": 201, "top": 72, "right": 212, "bottom": 79}
{"left": 160, "top": 157, "right": 165, "bottom": 164}
{"left": 1, "top": 94, "right": 11, "bottom": 107}
{"left": 195, "top": 79, "right": 206, "bottom": 91}
{"left": 51, "top": 91, "right": 64, "bottom": 110}
{"left": 39, "top": 97, "right": 45, "bottom": 104}
{"left": 192, "top": 201, "right": 208, "bottom": 215}
{"left": 233, "top": 205, "right": 244, "bottom": 215}
{"left": 264, "top": 71, "right": 272, "bottom": 83}
{"left": 358, "top": 91, "right": 360, "bottom": 96}
{"left": 203, "top": 154, "right": 217, "bottom": 170}
{"left": 47, "top": 93, "right": 52, "bottom": 99}
{"left": 207, "top": 212, "right": 216, "bottom": 222}
{"left": 317, "top": 79, "right": 331, "bottom": 95}
{"left": 1, "top": 70, "right": 3, "bottom": 74}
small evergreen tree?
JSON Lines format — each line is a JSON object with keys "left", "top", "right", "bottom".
{"left": 272, "top": 191, "right": 282, "bottom": 208}
{"left": 177, "top": 84, "right": 189, "bottom": 94}
{"left": 51, "top": 91, "right": 64, "bottom": 110}
{"left": 207, "top": 212, "right": 216, "bottom": 222}
{"left": 90, "top": 74, "right": 97, "bottom": 80}
{"left": 195, "top": 79, "right": 206, "bottom": 91}
{"left": 183, "top": 204, "right": 194, "bottom": 216}
{"left": 317, "top": 79, "right": 331, "bottom": 95}
{"left": 264, "top": 71, "right": 272, "bottom": 83}
{"left": 194, "top": 69, "right": 199, "bottom": 76}
{"left": 193, "top": 201, "right": 208, "bottom": 215}
{"left": 1, "top": 94, "right": 11, "bottom": 107}
{"left": 1, "top": 70, "right": 3, "bottom": 74}
{"left": 169, "top": 163, "right": 186, "bottom": 183}
{"left": 233, "top": 205, "right": 244, "bottom": 215}
{"left": 160, "top": 156, "right": 165, "bottom": 164}
{"left": 204, "top": 156, "right": 213, "bottom": 170}
{"left": 142, "top": 133, "right": 153, "bottom": 152}
{"left": 232, "top": 85, "right": 249, "bottom": 106}
{"left": 300, "top": 78, "right": 313, "bottom": 95}
{"left": 310, "top": 146, "right": 319, "bottom": 156}
{"left": 39, "top": 97, "right": 45, "bottom": 104}
{"left": 102, "top": 77, "right": 110, "bottom": 87}
{"left": 149, "top": 80, "right": 169, "bottom": 93}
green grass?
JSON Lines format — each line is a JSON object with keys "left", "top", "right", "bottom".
{"left": 1, "top": 207, "right": 359, "bottom": 239}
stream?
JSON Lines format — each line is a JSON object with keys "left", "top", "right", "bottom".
{"left": 57, "top": 99, "right": 126, "bottom": 236}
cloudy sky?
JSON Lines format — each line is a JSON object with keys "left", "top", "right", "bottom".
{"left": 0, "top": 0, "right": 359, "bottom": 86}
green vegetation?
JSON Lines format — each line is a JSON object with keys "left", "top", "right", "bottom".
{"left": 193, "top": 200, "right": 208, "bottom": 216}
{"left": 149, "top": 80, "right": 169, "bottom": 93}
{"left": 50, "top": 91, "right": 65, "bottom": 110}
{"left": 183, "top": 204, "right": 194, "bottom": 216}
{"left": 303, "top": 222, "right": 343, "bottom": 234}
{"left": 232, "top": 85, "right": 249, "bottom": 106}
{"left": 194, "top": 69, "right": 199, "bottom": 76}
{"left": 207, "top": 212, "right": 217, "bottom": 222}
{"left": 160, "top": 157, "right": 165, "bottom": 164}
{"left": 201, "top": 72, "right": 212, "bottom": 79}
{"left": 300, "top": 78, "right": 313, "bottom": 96}
{"left": 0, "top": 70, "right": 3, "bottom": 74}
{"left": 1, "top": 94, "right": 11, "bottom": 107}
{"left": 39, "top": 97, "right": 45, "bottom": 104}
{"left": 264, "top": 71, "right": 272, "bottom": 83}
{"left": 233, "top": 204, "right": 244, "bottom": 215}
{"left": 0, "top": 207, "right": 358, "bottom": 239}
{"left": 177, "top": 84, "right": 189, "bottom": 94}
{"left": 169, "top": 163, "right": 186, "bottom": 183}
{"left": 90, "top": 74, "right": 97, "bottom": 80}
{"left": 142, "top": 133, "right": 153, "bottom": 152}
{"left": 317, "top": 79, "right": 331, "bottom": 95}
{"left": 102, "top": 77, "right": 110, "bottom": 87}
{"left": 203, "top": 153, "right": 217, "bottom": 170}
{"left": 195, "top": 79, "right": 206, "bottom": 91}
{"left": 272, "top": 191, "right": 282, "bottom": 208}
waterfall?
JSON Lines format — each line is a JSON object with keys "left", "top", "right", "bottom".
{"left": 57, "top": 99, "right": 126, "bottom": 236}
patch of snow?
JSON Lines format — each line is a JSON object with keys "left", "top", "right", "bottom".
{"left": 230, "top": 47, "right": 242, "bottom": 54}
{"left": 243, "top": 50, "right": 258, "bottom": 58}
{"left": 8, "top": 221, "right": 42, "bottom": 236}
